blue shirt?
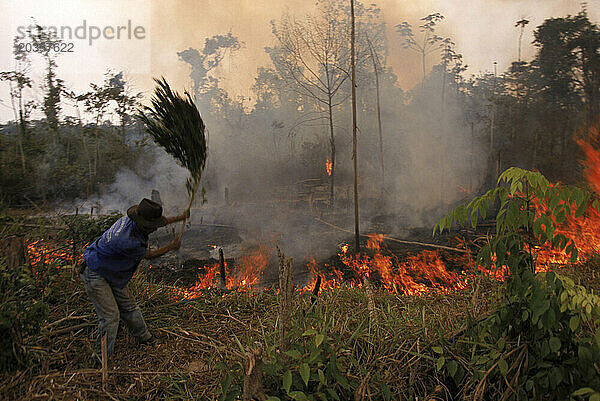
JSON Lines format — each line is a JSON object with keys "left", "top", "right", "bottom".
{"left": 83, "top": 216, "right": 148, "bottom": 288}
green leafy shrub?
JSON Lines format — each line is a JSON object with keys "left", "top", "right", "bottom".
{"left": 0, "top": 261, "right": 48, "bottom": 371}
{"left": 435, "top": 168, "right": 600, "bottom": 400}
{"left": 216, "top": 301, "right": 358, "bottom": 401}
{"left": 58, "top": 212, "right": 122, "bottom": 244}
{"left": 261, "top": 327, "right": 357, "bottom": 401}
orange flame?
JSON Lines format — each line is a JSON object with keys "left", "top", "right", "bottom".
{"left": 302, "top": 234, "right": 468, "bottom": 296}
{"left": 174, "top": 244, "right": 271, "bottom": 299}
{"left": 326, "top": 159, "right": 333, "bottom": 176}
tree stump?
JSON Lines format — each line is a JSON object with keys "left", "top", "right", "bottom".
{"left": 363, "top": 276, "right": 377, "bottom": 321}
{"left": 242, "top": 343, "right": 267, "bottom": 401}
{"left": 1, "top": 236, "right": 26, "bottom": 269}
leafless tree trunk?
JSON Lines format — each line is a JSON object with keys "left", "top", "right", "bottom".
{"left": 350, "top": 0, "right": 360, "bottom": 253}
{"left": 328, "top": 93, "right": 336, "bottom": 205}
{"left": 366, "top": 35, "right": 385, "bottom": 189}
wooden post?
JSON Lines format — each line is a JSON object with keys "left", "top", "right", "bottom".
{"left": 277, "top": 248, "right": 293, "bottom": 358}
{"left": 219, "top": 248, "right": 227, "bottom": 289}
{"left": 2, "top": 236, "right": 26, "bottom": 269}
{"left": 242, "top": 343, "right": 267, "bottom": 401}
{"left": 363, "top": 276, "right": 376, "bottom": 321}
{"left": 310, "top": 275, "right": 321, "bottom": 306}
{"left": 350, "top": 0, "right": 360, "bottom": 253}
{"left": 101, "top": 332, "right": 108, "bottom": 388}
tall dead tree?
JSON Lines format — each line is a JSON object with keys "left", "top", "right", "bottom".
{"left": 350, "top": 0, "right": 360, "bottom": 253}
{"left": 365, "top": 34, "right": 385, "bottom": 190}
{"left": 269, "top": 2, "right": 351, "bottom": 205}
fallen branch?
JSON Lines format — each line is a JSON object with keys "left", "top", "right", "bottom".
{"left": 47, "top": 322, "right": 94, "bottom": 336}
{"left": 43, "top": 314, "right": 92, "bottom": 330}
{"left": 17, "top": 223, "right": 68, "bottom": 230}
{"left": 315, "top": 217, "right": 468, "bottom": 253}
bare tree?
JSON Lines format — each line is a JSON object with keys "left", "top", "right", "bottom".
{"left": 516, "top": 18, "right": 530, "bottom": 63}
{"left": 78, "top": 72, "right": 115, "bottom": 188}
{"left": 0, "top": 37, "right": 35, "bottom": 174}
{"left": 350, "top": 0, "right": 360, "bottom": 252}
{"left": 395, "top": 13, "right": 447, "bottom": 87}
{"left": 365, "top": 33, "right": 385, "bottom": 189}
{"left": 269, "top": 3, "right": 352, "bottom": 204}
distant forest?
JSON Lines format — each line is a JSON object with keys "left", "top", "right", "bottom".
{"left": 1, "top": 1, "right": 598, "bottom": 215}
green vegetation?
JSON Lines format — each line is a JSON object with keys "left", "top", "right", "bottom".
{"left": 0, "top": 196, "right": 598, "bottom": 399}
{"left": 435, "top": 168, "right": 600, "bottom": 399}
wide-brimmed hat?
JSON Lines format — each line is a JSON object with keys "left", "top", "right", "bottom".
{"left": 127, "top": 198, "right": 168, "bottom": 229}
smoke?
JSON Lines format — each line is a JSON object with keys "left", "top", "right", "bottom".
{"left": 69, "top": 146, "right": 190, "bottom": 216}
{"left": 82, "top": 45, "right": 490, "bottom": 269}
{"left": 71, "top": 0, "right": 594, "bottom": 274}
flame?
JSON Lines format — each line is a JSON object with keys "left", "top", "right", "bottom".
{"left": 325, "top": 159, "right": 333, "bottom": 176}
{"left": 26, "top": 240, "right": 83, "bottom": 266}
{"left": 302, "top": 234, "right": 468, "bottom": 296}
{"left": 27, "top": 121, "right": 600, "bottom": 302}
{"left": 579, "top": 121, "right": 600, "bottom": 195}
{"left": 524, "top": 121, "right": 600, "bottom": 270}
{"left": 174, "top": 244, "right": 270, "bottom": 299}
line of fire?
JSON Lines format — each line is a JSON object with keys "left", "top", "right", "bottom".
{"left": 1, "top": 1, "right": 600, "bottom": 400}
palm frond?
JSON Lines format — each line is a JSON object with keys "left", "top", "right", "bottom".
{"left": 138, "top": 77, "right": 207, "bottom": 198}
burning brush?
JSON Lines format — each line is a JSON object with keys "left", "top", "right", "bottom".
{"left": 138, "top": 77, "right": 208, "bottom": 241}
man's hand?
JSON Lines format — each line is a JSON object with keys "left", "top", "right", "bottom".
{"left": 165, "top": 209, "right": 190, "bottom": 224}
{"left": 170, "top": 237, "right": 182, "bottom": 251}
{"left": 145, "top": 237, "right": 182, "bottom": 259}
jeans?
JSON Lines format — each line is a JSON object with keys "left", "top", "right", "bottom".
{"left": 80, "top": 266, "right": 151, "bottom": 357}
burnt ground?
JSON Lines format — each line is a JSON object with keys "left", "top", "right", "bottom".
{"left": 143, "top": 201, "right": 494, "bottom": 293}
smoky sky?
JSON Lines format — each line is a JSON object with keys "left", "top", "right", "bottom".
{"left": 0, "top": 0, "right": 597, "bottom": 123}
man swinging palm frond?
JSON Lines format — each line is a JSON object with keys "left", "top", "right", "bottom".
{"left": 80, "top": 78, "right": 208, "bottom": 363}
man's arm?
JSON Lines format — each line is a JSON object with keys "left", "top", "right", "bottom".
{"left": 145, "top": 238, "right": 181, "bottom": 259}
{"left": 165, "top": 208, "right": 191, "bottom": 225}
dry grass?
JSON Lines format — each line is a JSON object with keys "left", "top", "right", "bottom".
{"left": 1, "top": 254, "right": 597, "bottom": 400}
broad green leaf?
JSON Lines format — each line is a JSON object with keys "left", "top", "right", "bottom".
{"left": 549, "top": 336, "right": 561, "bottom": 353}
{"left": 289, "top": 391, "right": 309, "bottom": 401}
{"left": 498, "top": 358, "right": 508, "bottom": 376}
{"left": 455, "top": 204, "right": 467, "bottom": 225}
{"left": 266, "top": 397, "right": 282, "bottom": 401}
{"left": 318, "top": 368, "right": 325, "bottom": 385}
{"left": 299, "top": 363, "right": 310, "bottom": 386}
{"left": 432, "top": 346, "right": 443, "bottom": 354}
{"left": 569, "top": 315, "right": 580, "bottom": 331}
{"left": 282, "top": 370, "right": 292, "bottom": 394}
{"left": 308, "top": 347, "right": 322, "bottom": 364}
{"left": 285, "top": 350, "right": 302, "bottom": 359}
{"left": 436, "top": 356, "right": 445, "bottom": 371}
{"left": 447, "top": 360, "right": 458, "bottom": 378}
{"left": 315, "top": 334, "right": 325, "bottom": 348}
{"left": 326, "top": 388, "right": 340, "bottom": 401}
{"left": 303, "top": 328, "right": 317, "bottom": 336}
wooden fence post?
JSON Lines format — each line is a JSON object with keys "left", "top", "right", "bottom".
{"left": 101, "top": 332, "right": 108, "bottom": 389}
{"left": 277, "top": 248, "right": 293, "bottom": 357}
